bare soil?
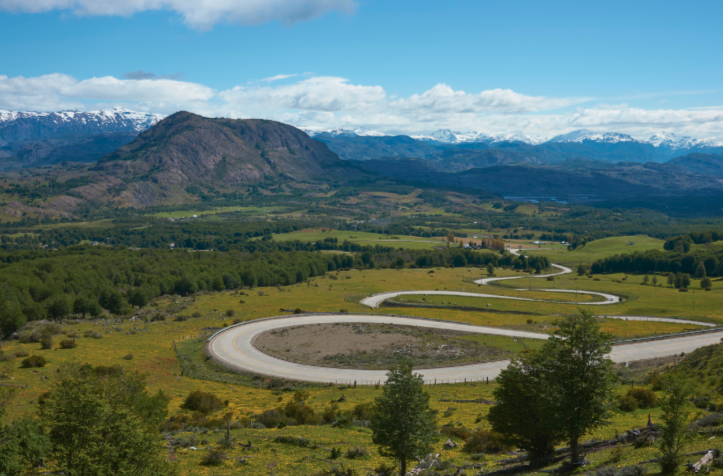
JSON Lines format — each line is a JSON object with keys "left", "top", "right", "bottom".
{"left": 254, "top": 323, "right": 514, "bottom": 370}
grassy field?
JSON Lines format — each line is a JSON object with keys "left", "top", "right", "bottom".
{"left": 152, "top": 206, "right": 283, "bottom": 219}
{"left": 270, "top": 228, "right": 448, "bottom": 250}
{"left": 524, "top": 235, "right": 665, "bottom": 267}
{"left": 2, "top": 314, "right": 714, "bottom": 475}
{"left": 4, "top": 236, "right": 723, "bottom": 475}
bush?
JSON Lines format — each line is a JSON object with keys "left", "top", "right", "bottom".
{"left": 13, "top": 350, "right": 28, "bottom": 358}
{"left": 345, "top": 447, "right": 369, "bottom": 459}
{"left": 200, "top": 449, "right": 226, "bottom": 466}
{"left": 440, "top": 425, "right": 473, "bottom": 441}
{"left": 594, "top": 465, "right": 647, "bottom": 476}
{"left": 225, "top": 310, "right": 235, "bottom": 317}
{"left": 274, "top": 435, "right": 311, "bottom": 447}
{"left": 84, "top": 330, "right": 103, "bottom": 339}
{"left": 122, "top": 354, "right": 133, "bottom": 360}
{"left": 21, "top": 355, "right": 47, "bottom": 368}
{"left": 40, "top": 336, "right": 53, "bottom": 349}
{"left": 617, "top": 387, "right": 658, "bottom": 411}
{"left": 182, "top": 390, "right": 225, "bottom": 414}
{"left": 462, "top": 429, "right": 511, "bottom": 454}
{"left": 59, "top": 339, "right": 77, "bottom": 349}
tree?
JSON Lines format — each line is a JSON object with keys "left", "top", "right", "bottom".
{"left": 488, "top": 350, "right": 562, "bottom": 466}
{"left": 452, "top": 254, "right": 467, "bottom": 267}
{"left": 73, "top": 295, "right": 91, "bottom": 318}
{"left": 173, "top": 277, "right": 198, "bottom": 296}
{"left": 39, "top": 364, "right": 172, "bottom": 476}
{"left": 0, "top": 295, "right": 25, "bottom": 340}
{"left": 99, "top": 288, "right": 128, "bottom": 315}
{"left": 0, "top": 388, "right": 51, "bottom": 475}
{"left": 371, "top": 362, "right": 437, "bottom": 476}
{"left": 667, "top": 273, "right": 675, "bottom": 287}
{"left": 642, "top": 275, "right": 649, "bottom": 285}
{"left": 543, "top": 310, "right": 615, "bottom": 464}
{"left": 46, "top": 295, "right": 71, "bottom": 320}
{"left": 652, "top": 275, "right": 658, "bottom": 287}
{"left": 577, "top": 264, "right": 586, "bottom": 276}
{"left": 657, "top": 375, "right": 693, "bottom": 474}
{"left": 486, "top": 263, "right": 495, "bottom": 276}
{"left": 674, "top": 272, "right": 690, "bottom": 289}
{"left": 701, "top": 277, "right": 712, "bottom": 290}
{"left": 127, "top": 288, "right": 149, "bottom": 308}
{"left": 695, "top": 262, "right": 706, "bottom": 279}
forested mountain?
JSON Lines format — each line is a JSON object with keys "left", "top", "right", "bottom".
{"left": 667, "top": 153, "right": 723, "bottom": 178}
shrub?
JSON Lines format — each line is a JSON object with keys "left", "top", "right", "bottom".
{"left": 274, "top": 435, "right": 311, "bottom": 447}
{"left": 294, "top": 308, "right": 302, "bottom": 314}
{"left": 191, "top": 312, "right": 202, "bottom": 318}
{"left": 84, "top": 330, "right": 103, "bottom": 339}
{"left": 200, "top": 449, "right": 226, "bottom": 466}
{"left": 225, "top": 310, "right": 235, "bottom": 317}
{"left": 440, "top": 425, "right": 473, "bottom": 441}
{"left": 59, "top": 339, "right": 77, "bottom": 349}
{"left": 21, "top": 355, "right": 47, "bottom": 368}
{"left": 13, "top": 350, "right": 28, "bottom": 358}
{"left": 182, "top": 390, "right": 225, "bottom": 414}
{"left": 462, "top": 429, "right": 511, "bottom": 454}
{"left": 122, "top": 354, "right": 133, "bottom": 360}
{"left": 616, "top": 387, "right": 659, "bottom": 412}
{"left": 40, "top": 336, "right": 53, "bottom": 349}
{"left": 330, "top": 447, "right": 342, "bottom": 459}
{"left": 345, "top": 447, "right": 369, "bottom": 459}
{"left": 151, "top": 313, "right": 166, "bottom": 322}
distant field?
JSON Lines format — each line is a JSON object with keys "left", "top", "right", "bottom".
{"left": 271, "top": 228, "right": 447, "bottom": 250}
{"left": 524, "top": 235, "right": 664, "bottom": 266}
{"left": 152, "top": 206, "right": 282, "bottom": 219}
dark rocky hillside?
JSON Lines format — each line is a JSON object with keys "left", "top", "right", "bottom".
{"left": 92, "top": 112, "right": 365, "bottom": 203}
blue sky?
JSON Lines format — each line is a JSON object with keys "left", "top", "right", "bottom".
{"left": 1, "top": 0, "right": 722, "bottom": 139}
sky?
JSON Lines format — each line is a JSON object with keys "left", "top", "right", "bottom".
{"left": 0, "top": 0, "right": 722, "bottom": 140}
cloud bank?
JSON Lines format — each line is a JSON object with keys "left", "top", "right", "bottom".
{"left": 0, "top": 73, "right": 722, "bottom": 140}
{"left": 0, "top": 0, "right": 357, "bottom": 30}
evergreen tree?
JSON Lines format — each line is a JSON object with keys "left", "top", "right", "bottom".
{"left": 488, "top": 350, "right": 562, "bottom": 466}
{"left": 543, "top": 310, "right": 615, "bottom": 464}
{"left": 695, "top": 262, "right": 707, "bottom": 279}
{"left": 657, "top": 375, "right": 692, "bottom": 474}
{"left": 371, "top": 362, "right": 437, "bottom": 476}
{"left": 39, "top": 364, "right": 172, "bottom": 476}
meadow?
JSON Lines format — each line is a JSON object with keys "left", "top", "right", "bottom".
{"left": 524, "top": 235, "right": 666, "bottom": 267}
{"left": 3, "top": 241, "right": 723, "bottom": 475}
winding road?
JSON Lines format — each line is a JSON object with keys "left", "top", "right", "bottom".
{"left": 207, "top": 249, "right": 721, "bottom": 383}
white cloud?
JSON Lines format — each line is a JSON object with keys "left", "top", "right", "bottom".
{"left": 1, "top": 73, "right": 722, "bottom": 140}
{"left": 262, "top": 74, "right": 298, "bottom": 82}
{"left": 391, "top": 84, "right": 583, "bottom": 115}
{"left": 0, "top": 0, "right": 357, "bottom": 30}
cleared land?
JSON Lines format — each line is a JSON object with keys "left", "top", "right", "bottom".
{"left": 523, "top": 235, "right": 665, "bottom": 267}
{"left": 254, "top": 322, "right": 544, "bottom": 370}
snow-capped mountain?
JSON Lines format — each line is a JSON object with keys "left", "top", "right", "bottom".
{"left": 299, "top": 126, "right": 387, "bottom": 138}
{"left": 648, "top": 132, "right": 723, "bottom": 149}
{"left": 412, "top": 129, "right": 543, "bottom": 145}
{"left": 0, "top": 108, "right": 165, "bottom": 145}
{"left": 548, "top": 129, "right": 638, "bottom": 144}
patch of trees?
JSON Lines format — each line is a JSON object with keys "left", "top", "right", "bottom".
{"left": 591, "top": 248, "right": 723, "bottom": 277}
{"left": 0, "top": 244, "right": 524, "bottom": 338}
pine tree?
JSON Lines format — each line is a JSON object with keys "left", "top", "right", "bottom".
{"left": 658, "top": 375, "right": 692, "bottom": 474}
{"left": 371, "top": 362, "right": 437, "bottom": 476}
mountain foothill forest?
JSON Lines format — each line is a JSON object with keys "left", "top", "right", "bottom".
{"left": 5, "top": 110, "right": 723, "bottom": 475}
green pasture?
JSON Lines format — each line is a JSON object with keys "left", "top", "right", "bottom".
{"left": 523, "top": 235, "right": 664, "bottom": 267}
{"left": 271, "top": 228, "right": 448, "bottom": 250}
{"left": 151, "top": 206, "right": 282, "bottom": 219}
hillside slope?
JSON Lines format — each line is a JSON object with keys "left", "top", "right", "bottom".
{"left": 92, "top": 112, "right": 365, "bottom": 204}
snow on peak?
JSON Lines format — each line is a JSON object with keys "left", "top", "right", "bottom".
{"left": 648, "top": 132, "right": 723, "bottom": 149}
{"left": 548, "top": 129, "right": 637, "bottom": 144}
{"left": 299, "top": 126, "right": 386, "bottom": 138}
{"left": 413, "top": 129, "right": 541, "bottom": 145}
{"left": 0, "top": 108, "right": 165, "bottom": 131}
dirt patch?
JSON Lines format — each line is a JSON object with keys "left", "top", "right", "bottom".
{"left": 254, "top": 323, "right": 516, "bottom": 370}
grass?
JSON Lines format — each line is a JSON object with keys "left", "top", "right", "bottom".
{"left": 152, "top": 206, "right": 283, "bottom": 219}
{"left": 5, "top": 234, "right": 723, "bottom": 476}
{"left": 524, "top": 235, "right": 665, "bottom": 267}
{"left": 270, "top": 228, "right": 447, "bottom": 250}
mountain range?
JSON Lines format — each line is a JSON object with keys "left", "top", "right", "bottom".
{"left": 0, "top": 108, "right": 164, "bottom": 171}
